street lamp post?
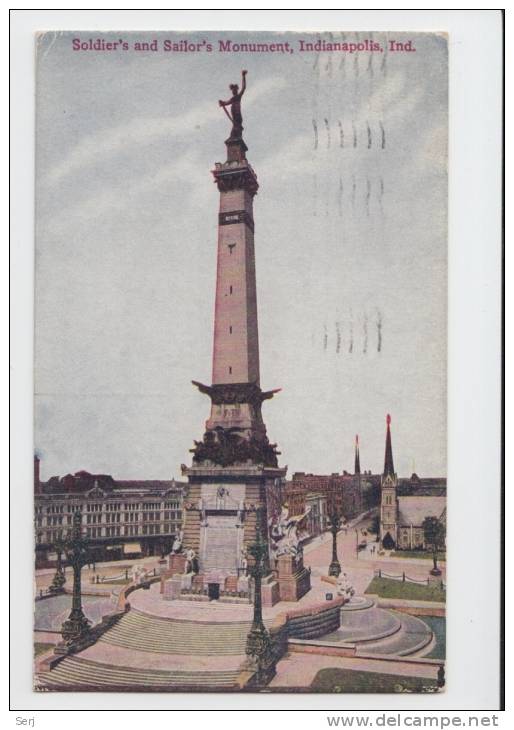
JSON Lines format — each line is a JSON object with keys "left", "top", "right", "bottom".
{"left": 245, "top": 508, "right": 276, "bottom": 686}
{"left": 328, "top": 511, "right": 342, "bottom": 578}
{"left": 49, "top": 536, "right": 66, "bottom": 594}
{"left": 61, "top": 511, "right": 91, "bottom": 646}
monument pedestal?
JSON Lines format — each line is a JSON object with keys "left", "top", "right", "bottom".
{"left": 181, "top": 463, "right": 286, "bottom": 575}
{"left": 261, "top": 574, "right": 280, "bottom": 607}
{"left": 276, "top": 554, "right": 311, "bottom": 602}
{"left": 160, "top": 553, "right": 188, "bottom": 595}
{"left": 163, "top": 576, "right": 182, "bottom": 601}
{"left": 168, "top": 553, "right": 187, "bottom": 574}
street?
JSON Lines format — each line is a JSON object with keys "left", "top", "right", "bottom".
{"left": 303, "top": 514, "right": 446, "bottom": 595}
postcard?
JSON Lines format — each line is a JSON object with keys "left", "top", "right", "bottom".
{"left": 34, "top": 30, "right": 447, "bottom": 693}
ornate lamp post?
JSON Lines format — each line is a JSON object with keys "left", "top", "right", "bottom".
{"left": 245, "top": 508, "right": 275, "bottom": 685}
{"left": 328, "top": 509, "right": 342, "bottom": 577}
{"left": 61, "top": 511, "right": 91, "bottom": 646}
{"left": 48, "top": 536, "right": 66, "bottom": 594}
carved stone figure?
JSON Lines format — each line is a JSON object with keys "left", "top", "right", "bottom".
{"left": 131, "top": 564, "right": 147, "bottom": 585}
{"left": 336, "top": 572, "right": 355, "bottom": 600}
{"left": 218, "top": 70, "right": 247, "bottom": 139}
{"left": 171, "top": 529, "right": 183, "bottom": 554}
{"left": 240, "top": 548, "right": 248, "bottom": 576}
{"left": 269, "top": 505, "right": 311, "bottom": 559}
{"left": 236, "top": 499, "right": 245, "bottom": 527}
{"left": 216, "top": 486, "right": 229, "bottom": 509}
{"left": 184, "top": 548, "right": 198, "bottom": 575}
{"left": 190, "top": 425, "right": 279, "bottom": 468}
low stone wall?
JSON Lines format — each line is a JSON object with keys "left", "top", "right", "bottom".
{"left": 270, "top": 596, "right": 345, "bottom": 641}
{"left": 115, "top": 575, "right": 161, "bottom": 610}
{"left": 286, "top": 602, "right": 343, "bottom": 640}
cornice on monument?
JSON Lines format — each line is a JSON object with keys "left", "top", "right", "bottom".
{"left": 192, "top": 381, "right": 280, "bottom": 407}
{"left": 212, "top": 158, "right": 259, "bottom": 196}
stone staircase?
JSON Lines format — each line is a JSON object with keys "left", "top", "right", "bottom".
{"left": 358, "top": 611, "right": 433, "bottom": 657}
{"left": 36, "top": 655, "right": 240, "bottom": 690}
{"left": 98, "top": 609, "right": 256, "bottom": 655}
{"left": 319, "top": 603, "right": 434, "bottom": 657}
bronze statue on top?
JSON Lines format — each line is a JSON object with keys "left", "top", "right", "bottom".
{"left": 219, "top": 70, "right": 247, "bottom": 140}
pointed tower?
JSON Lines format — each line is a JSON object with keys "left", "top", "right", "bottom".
{"left": 380, "top": 414, "right": 398, "bottom": 549}
{"left": 180, "top": 76, "right": 287, "bottom": 590}
{"left": 383, "top": 413, "right": 395, "bottom": 477}
{"left": 354, "top": 435, "right": 361, "bottom": 475}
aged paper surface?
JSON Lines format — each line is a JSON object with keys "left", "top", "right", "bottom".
{"left": 34, "top": 30, "right": 447, "bottom": 693}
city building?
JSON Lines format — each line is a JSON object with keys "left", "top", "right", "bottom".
{"left": 34, "top": 456, "right": 186, "bottom": 567}
{"left": 286, "top": 472, "right": 362, "bottom": 520}
{"left": 281, "top": 436, "right": 388, "bottom": 542}
{"left": 379, "top": 416, "right": 446, "bottom": 550}
{"left": 397, "top": 474, "right": 447, "bottom": 497}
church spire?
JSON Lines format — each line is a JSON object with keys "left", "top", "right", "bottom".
{"left": 354, "top": 434, "right": 361, "bottom": 475}
{"left": 383, "top": 414, "right": 395, "bottom": 477}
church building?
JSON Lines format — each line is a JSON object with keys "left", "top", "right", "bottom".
{"left": 379, "top": 415, "right": 446, "bottom": 551}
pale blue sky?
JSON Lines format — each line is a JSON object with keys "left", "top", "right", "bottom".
{"left": 35, "top": 31, "right": 447, "bottom": 480}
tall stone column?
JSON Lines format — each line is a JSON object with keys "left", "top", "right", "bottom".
{"left": 181, "top": 85, "right": 286, "bottom": 584}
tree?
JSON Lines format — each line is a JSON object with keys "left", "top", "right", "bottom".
{"left": 422, "top": 516, "right": 445, "bottom": 576}
{"left": 382, "top": 532, "right": 395, "bottom": 551}
{"left": 370, "top": 515, "right": 380, "bottom": 541}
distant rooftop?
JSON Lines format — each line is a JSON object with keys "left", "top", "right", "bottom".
{"left": 38, "top": 470, "right": 186, "bottom": 496}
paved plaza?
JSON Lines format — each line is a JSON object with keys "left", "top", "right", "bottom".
{"left": 35, "top": 512, "right": 445, "bottom": 692}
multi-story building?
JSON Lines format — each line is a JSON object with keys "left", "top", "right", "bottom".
{"left": 34, "top": 456, "right": 186, "bottom": 567}
{"left": 288, "top": 471, "right": 363, "bottom": 524}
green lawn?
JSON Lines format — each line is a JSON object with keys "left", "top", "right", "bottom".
{"left": 391, "top": 550, "right": 446, "bottom": 561}
{"left": 310, "top": 668, "right": 439, "bottom": 693}
{"left": 365, "top": 576, "right": 446, "bottom": 602}
{"left": 34, "top": 642, "right": 55, "bottom": 657}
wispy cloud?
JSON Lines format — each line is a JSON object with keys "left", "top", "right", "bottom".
{"left": 40, "top": 152, "right": 205, "bottom": 236}
{"left": 44, "top": 76, "right": 286, "bottom": 189}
